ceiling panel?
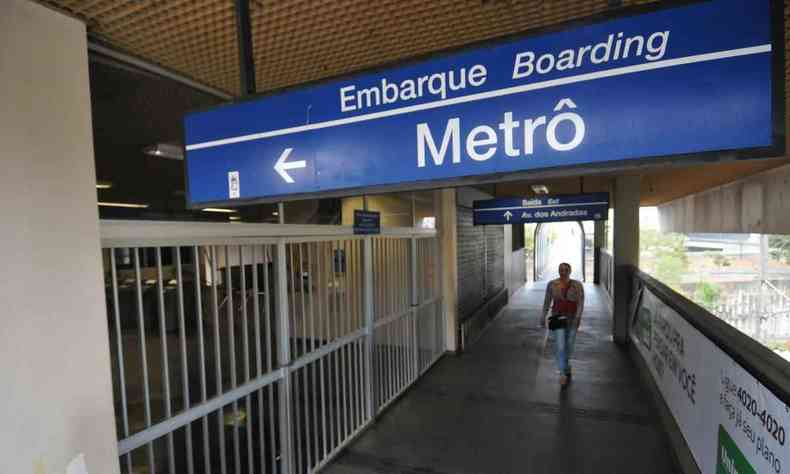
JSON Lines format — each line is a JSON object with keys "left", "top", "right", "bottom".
{"left": 42, "top": 0, "right": 671, "bottom": 97}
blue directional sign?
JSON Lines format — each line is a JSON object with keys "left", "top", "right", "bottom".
{"left": 473, "top": 193, "right": 610, "bottom": 225}
{"left": 184, "top": 0, "right": 782, "bottom": 207}
{"left": 353, "top": 210, "right": 381, "bottom": 235}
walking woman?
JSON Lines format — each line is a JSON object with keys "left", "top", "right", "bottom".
{"left": 541, "top": 262, "right": 585, "bottom": 387}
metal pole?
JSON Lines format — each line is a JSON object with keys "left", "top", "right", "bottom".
{"left": 363, "top": 237, "right": 375, "bottom": 419}
{"left": 234, "top": 0, "right": 256, "bottom": 96}
{"left": 410, "top": 238, "right": 419, "bottom": 379}
{"left": 275, "top": 240, "right": 294, "bottom": 473}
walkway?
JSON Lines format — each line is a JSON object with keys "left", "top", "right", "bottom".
{"left": 323, "top": 283, "right": 678, "bottom": 474}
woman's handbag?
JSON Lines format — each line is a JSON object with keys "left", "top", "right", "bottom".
{"left": 548, "top": 314, "right": 569, "bottom": 331}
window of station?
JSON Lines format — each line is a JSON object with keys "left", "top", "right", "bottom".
{"left": 639, "top": 207, "right": 790, "bottom": 362}
{"left": 283, "top": 198, "right": 342, "bottom": 225}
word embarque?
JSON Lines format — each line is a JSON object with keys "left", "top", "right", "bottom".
{"left": 338, "top": 30, "right": 670, "bottom": 113}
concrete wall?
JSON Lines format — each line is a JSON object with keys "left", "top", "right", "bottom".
{"left": 0, "top": 2, "right": 120, "bottom": 473}
{"left": 455, "top": 188, "right": 506, "bottom": 321}
{"left": 658, "top": 164, "right": 790, "bottom": 235}
{"left": 456, "top": 207, "right": 486, "bottom": 318}
{"left": 509, "top": 248, "right": 527, "bottom": 295}
{"left": 341, "top": 194, "right": 414, "bottom": 227}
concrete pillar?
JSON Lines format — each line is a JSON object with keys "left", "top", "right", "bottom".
{"left": 438, "top": 189, "right": 459, "bottom": 352}
{"left": 613, "top": 175, "right": 640, "bottom": 344}
{"left": 0, "top": 2, "right": 120, "bottom": 473}
{"left": 593, "top": 220, "right": 606, "bottom": 284}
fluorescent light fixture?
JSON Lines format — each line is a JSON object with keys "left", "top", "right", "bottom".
{"left": 202, "top": 208, "right": 238, "bottom": 213}
{"left": 531, "top": 184, "right": 550, "bottom": 194}
{"left": 229, "top": 216, "right": 241, "bottom": 221}
{"left": 96, "top": 181, "right": 113, "bottom": 189}
{"left": 98, "top": 201, "right": 149, "bottom": 209}
{"left": 272, "top": 211, "right": 279, "bottom": 216}
{"left": 143, "top": 143, "right": 184, "bottom": 160}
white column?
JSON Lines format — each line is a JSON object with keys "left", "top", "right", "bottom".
{"left": 0, "top": 1, "right": 120, "bottom": 473}
{"left": 612, "top": 176, "right": 640, "bottom": 344}
{"left": 438, "top": 189, "right": 459, "bottom": 352}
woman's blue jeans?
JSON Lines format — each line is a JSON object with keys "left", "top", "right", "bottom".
{"left": 552, "top": 325, "right": 578, "bottom": 375}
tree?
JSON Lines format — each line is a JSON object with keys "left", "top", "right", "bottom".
{"left": 769, "top": 235, "right": 790, "bottom": 265}
{"left": 639, "top": 228, "right": 689, "bottom": 291}
{"left": 694, "top": 281, "right": 721, "bottom": 311}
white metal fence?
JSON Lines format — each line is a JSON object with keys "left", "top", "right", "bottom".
{"left": 101, "top": 221, "right": 443, "bottom": 474}
{"left": 711, "top": 281, "right": 790, "bottom": 342}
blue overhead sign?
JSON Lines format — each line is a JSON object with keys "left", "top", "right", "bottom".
{"left": 474, "top": 193, "right": 610, "bottom": 225}
{"left": 184, "top": 0, "right": 782, "bottom": 207}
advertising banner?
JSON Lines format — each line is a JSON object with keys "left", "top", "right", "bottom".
{"left": 632, "top": 289, "right": 789, "bottom": 474}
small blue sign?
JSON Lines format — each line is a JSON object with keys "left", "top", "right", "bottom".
{"left": 184, "top": 0, "right": 782, "bottom": 206}
{"left": 473, "top": 193, "right": 610, "bottom": 225}
{"left": 353, "top": 210, "right": 381, "bottom": 235}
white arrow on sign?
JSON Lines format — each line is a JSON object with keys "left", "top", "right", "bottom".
{"left": 504, "top": 210, "right": 513, "bottom": 221}
{"left": 273, "top": 148, "right": 306, "bottom": 184}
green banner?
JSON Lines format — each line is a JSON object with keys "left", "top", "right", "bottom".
{"left": 716, "top": 426, "right": 756, "bottom": 474}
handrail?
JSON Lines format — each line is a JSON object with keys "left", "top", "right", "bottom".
{"left": 100, "top": 219, "right": 437, "bottom": 248}
{"left": 634, "top": 268, "right": 790, "bottom": 405}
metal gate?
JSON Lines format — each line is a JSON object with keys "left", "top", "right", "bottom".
{"left": 101, "top": 221, "right": 443, "bottom": 474}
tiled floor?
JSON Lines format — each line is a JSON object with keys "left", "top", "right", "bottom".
{"left": 323, "top": 283, "right": 678, "bottom": 474}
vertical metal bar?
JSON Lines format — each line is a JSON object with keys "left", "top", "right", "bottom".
{"left": 301, "top": 253, "right": 312, "bottom": 471}
{"left": 251, "top": 246, "right": 268, "bottom": 474}
{"left": 318, "top": 243, "right": 328, "bottom": 459}
{"left": 156, "top": 248, "right": 176, "bottom": 474}
{"left": 193, "top": 246, "right": 211, "bottom": 474}
{"left": 332, "top": 342, "right": 343, "bottom": 445}
{"left": 411, "top": 238, "right": 419, "bottom": 382}
{"left": 388, "top": 319, "right": 394, "bottom": 401}
{"left": 303, "top": 364, "right": 312, "bottom": 472}
{"left": 299, "top": 243, "right": 307, "bottom": 356}
{"left": 399, "top": 312, "right": 405, "bottom": 393}
{"left": 295, "top": 367, "right": 303, "bottom": 474}
{"left": 289, "top": 244, "right": 298, "bottom": 359}
{"left": 239, "top": 246, "right": 254, "bottom": 474}
{"left": 363, "top": 237, "right": 375, "bottom": 419}
{"left": 341, "top": 341, "right": 348, "bottom": 440}
{"left": 175, "top": 247, "right": 195, "bottom": 474}
{"left": 210, "top": 246, "right": 227, "bottom": 474}
{"left": 399, "top": 241, "right": 406, "bottom": 391}
{"left": 275, "top": 240, "right": 294, "bottom": 474}
{"left": 134, "top": 248, "right": 156, "bottom": 474}
{"left": 356, "top": 239, "right": 363, "bottom": 331}
{"left": 264, "top": 245, "right": 277, "bottom": 474}
{"left": 308, "top": 244, "right": 319, "bottom": 467}
{"left": 341, "top": 242, "right": 350, "bottom": 438}
{"left": 290, "top": 253, "right": 302, "bottom": 474}
{"left": 110, "top": 250, "right": 133, "bottom": 474}
{"left": 356, "top": 338, "right": 363, "bottom": 426}
{"left": 224, "top": 246, "right": 241, "bottom": 474}
{"left": 295, "top": 246, "right": 306, "bottom": 473}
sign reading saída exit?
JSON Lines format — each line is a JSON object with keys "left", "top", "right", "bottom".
{"left": 184, "top": 0, "right": 782, "bottom": 207}
{"left": 473, "top": 193, "right": 609, "bottom": 225}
